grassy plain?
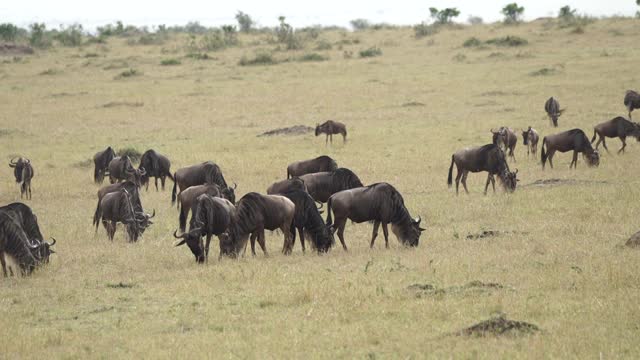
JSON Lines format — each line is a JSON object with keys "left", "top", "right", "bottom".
{"left": 1, "top": 18, "right": 640, "bottom": 358}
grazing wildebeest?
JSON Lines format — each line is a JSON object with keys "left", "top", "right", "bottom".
{"left": 173, "top": 194, "right": 235, "bottom": 263}
{"left": 93, "top": 146, "right": 116, "bottom": 184}
{"left": 447, "top": 144, "right": 518, "bottom": 195}
{"left": 545, "top": 97, "right": 564, "bottom": 127}
{"left": 281, "top": 190, "right": 333, "bottom": 253}
{"left": 108, "top": 156, "right": 145, "bottom": 186}
{"left": 267, "top": 177, "right": 307, "bottom": 195}
{"left": 591, "top": 116, "right": 640, "bottom": 154}
{"left": 0, "top": 203, "right": 55, "bottom": 264}
{"left": 177, "top": 184, "right": 222, "bottom": 232}
{"left": 9, "top": 157, "right": 34, "bottom": 200}
{"left": 315, "top": 120, "right": 347, "bottom": 144}
{"left": 0, "top": 212, "right": 40, "bottom": 276}
{"left": 139, "top": 149, "right": 174, "bottom": 191}
{"left": 300, "top": 168, "right": 364, "bottom": 203}
{"left": 286, "top": 155, "right": 338, "bottom": 178}
{"left": 93, "top": 181, "right": 143, "bottom": 230}
{"left": 219, "top": 193, "right": 295, "bottom": 258}
{"left": 95, "top": 189, "right": 155, "bottom": 242}
{"left": 541, "top": 129, "right": 600, "bottom": 169}
{"left": 325, "top": 182, "right": 425, "bottom": 251}
{"left": 172, "top": 161, "right": 236, "bottom": 205}
{"left": 624, "top": 90, "right": 640, "bottom": 120}
{"left": 491, "top": 127, "right": 518, "bottom": 161}
{"left": 521, "top": 127, "right": 540, "bottom": 158}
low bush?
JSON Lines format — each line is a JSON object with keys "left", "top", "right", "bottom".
{"left": 486, "top": 36, "right": 527, "bottom": 47}
{"left": 298, "top": 53, "right": 328, "bottom": 62}
{"left": 463, "top": 37, "right": 482, "bottom": 47}
{"left": 117, "top": 147, "right": 142, "bottom": 162}
{"left": 239, "top": 52, "right": 277, "bottom": 66}
{"left": 160, "top": 58, "right": 181, "bottom": 66}
{"left": 359, "top": 47, "right": 382, "bottom": 58}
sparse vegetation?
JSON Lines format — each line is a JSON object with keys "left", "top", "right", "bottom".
{"left": 185, "top": 52, "right": 211, "bottom": 60}
{"left": 502, "top": 3, "right": 525, "bottom": 24}
{"left": 297, "top": 53, "right": 328, "bottom": 62}
{"left": 429, "top": 7, "right": 461, "bottom": 24}
{"left": 29, "top": 23, "right": 51, "bottom": 48}
{"left": 239, "top": 52, "right": 277, "bottom": 66}
{"left": 350, "top": 19, "right": 371, "bottom": 31}
{"left": 468, "top": 16, "right": 484, "bottom": 25}
{"left": 463, "top": 37, "right": 482, "bottom": 47}
{"left": 486, "top": 35, "right": 528, "bottom": 47}
{"left": 115, "top": 68, "right": 140, "bottom": 79}
{"left": 276, "top": 16, "right": 303, "bottom": 50}
{"left": 160, "top": 58, "right": 181, "bottom": 66}
{"left": 0, "top": 23, "right": 19, "bottom": 41}
{"left": 55, "top": 24, "right": 83, "bottom": 46}
{"left": 116, "top": 147, "right": 142, "bottom": 162}
{"left": 314, "top": 40, "right": 332, "bottom": 50}
{"left": 359, "top": 46, "right": 382, "bottom": 58}
{"left": 235, "top": 11, "right": 255, "bottom": 33}
{"left": 414, "top": 23, "right": 439, "bottom": 38}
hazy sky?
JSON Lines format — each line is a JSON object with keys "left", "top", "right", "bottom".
{"left": 1, "top": 1, "right": 637, "bottom": 29}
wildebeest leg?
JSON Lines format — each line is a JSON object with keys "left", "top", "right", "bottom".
{"left": 382, "top": 223, "right": 390, "bottom": 249}
{"left": 155, "top": 177, "right": 159, "bottom": 191}
{"left": 27, "top": 182, "right": 31, "bottom": 200}
{"left": 454, "top": 168, "right": 463, "bottom": 195}
{"left": 370, "top": 221, "right": 380, "bottom": 248}
{"left": 570, "top": 151, "right": 578, "bottom": 169}
{"left": 325, "top": 134, "right": 329, "bottom": 145}
{"left": 510, "top": 147, "right": 516, "bottom": 162}
{"left": 335, "top": 218, "right": 348, "bottom": 251}
{"left": 0, "top": 252, "right": 7, "bottom": 277}
{"left": 257, "top": 230, "right": 268, "bottom": 256}
{"left": 461, "top": 171, "right": 470, "bottom": 194}
{"left": 618, "top": 136, "right": 627, "bottom": 154}
{"left": 330, "top": 134, "right": 333, "bottom": 144}
{"left": 491, "top": 175, "right": 496, "bottom": 193}
{"left": 548, "top": 150, "right": 555, "bottom": 169}
{"left": 600, "top": 137, "right": 610, "bottom": 153}
{"left": 298, "top": 227, "right": 306, "bottom": 253}
{"left": 205, "top": 234, "right": 212, "bottom": 262}
{"left": 249, "top": 232, "right": 258, "bottom": 256}
{"left": 161, "top": 176, "right": 166, "bottom": 190}
{"left": 484, "top": 174, "right": 491, "bottom": 195}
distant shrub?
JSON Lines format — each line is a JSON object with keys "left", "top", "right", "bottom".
{"left": 276, "top": 16, "right": 303, "bottom": 50}
{"left": 29, "top": 23, "right": 51, "bottom": 48}
{"left": 429, "top": 7, "right": 460, "bottom": 24}
{"left": 486, "top": 35, "right": 528, "bottom": 47}
{"left": 414, "top": 23, "right": 439, "bottom": 38}
{"left": 298, "top": 53, "right": 328, "bottom": 62}
{"left": 39, "top": 68, "right": 59, "bottom": 75}
{"left": 239, "top": 52, "right": 277, "bottom": 66}
{"left": 115, "top": 68, "right": 140, "bottom": 79}
{"left": 529, "top": 67, "right": 557, "bottom": 76}
{"left": 185, "top": 52, "right": 211, "bottom": 60}
{"left": 55, "top": 24, "right": 83, "bottom": 46}
{"left": 128, "top": 33, "right": 166, "bottom": 46}
{"left": 0, "top": 23, "right": 19, "bottom": 41}
{"left": 185, "top": 21, "right": 209, "bottom": 34}
{"left": 315, "top": 40, "right": 332, "bottom": 50}
{"left": 236, "top": 11, "right": 255, "bottom": 33}
{"left": 558, "top": 6, "right": 577, "bottom": 19}
{"left": 502, "top": 3, "right": 525, "bottom": 24}
{"left": 85, "top": 35, "right": 107, "bottom": 44}
{"left": 84, "top": 53, "right": 99, "bottom": 58}
{"left": 161, "top": 58, "right": 181, "bottom": 65}
{"left": 117, "top": 147, "right": 142, "bottom": 162}
{"left": 97, "top": 21, "right": 125, "bottom": 37}
{"left": 463, "top": 37, "right": 482, "bottom": 47}
{"left": 299, "top": 26, "right": 321, "bottom": 39}
{"left": 359, "top": 46, "right": 382, "bottom": 58}
{"left": 468, "top": 16, "right": 484, "bottom": 25}
{"left": 350, "top": 19, "right": 371, "bottom": 31}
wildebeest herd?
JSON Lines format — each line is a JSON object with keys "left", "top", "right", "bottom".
{"left": 2, "top": 91, "right": 640, "bottom": 276}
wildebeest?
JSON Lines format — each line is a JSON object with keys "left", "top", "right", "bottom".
{"left": 93, "top": 146, "right": 116, "bottom": 184}
{"left": 139, "top": 149, "right": 174, "bottom": 191}
{"left": 491, "top": 127, "right": 517, "bottom": 161}
{"left": 591, "top": 116, "right": 640, "bottom": 154}
{"left": 173, "top": 194, "right": 235, "bottom": 263}
{"left": 108, "top": 156, "right": 145, "bottom": 186}
{"left": 9, "top": 157, "right": 34, "bottom": 200}
{"left": 281, "top": 190, "right": 333, "bottom": 253}
{"left": 315, "top": 120, "right": 347, "bottom": 144}
{"left": 0, "top": 212, "right": 40, "bottom": 276}
{"left": 325, "top": 182, "right": 425, "bottom": 250}
{"left": 624, "top": 90, "right": 640, "bottom": 120}
{"left": 300, "top": 168, "right": 364, "bottom": 203}
{"left": 0, "top": 203, "right": 55, "bottom": 264}
{"left": 541, "top": 129, "right": 600, "bottom": 169}
{"left": 177, "top": 184, "right": 222, "bottom": 232}
{"left": 447, "top": 144, "right": 518, "bottom": 195}
{"left": 521, "top": 127, "right": 540, "bottom": 158}
{"left": 545, "top": 97, "right": 564, "bottom": 127}
{"left": 219, "top": 193, "right": 295, "bottom": 258}
{"left": 94, "top": 189, "right": 155, "bottom": 242}
{"left": 171, "top": 161, "right": 236, "bottom": 205}
{"left": 267, "top": 177, "right": 307, "bottom": 195}
{"left": 286, "top": 155, "right": 338, "bottom": 178}
{"left": 93, "top": 181, "right": 143, "bottom": 230}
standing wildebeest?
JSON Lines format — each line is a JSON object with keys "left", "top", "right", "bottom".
{"left": 177, "top": 184, "right": 222, "bottom": 232}
{"left": 108, "top": 156, "right": 146, "bottom": 186}
{"left": 219, "top": 193, "right": 295, "bottom": 258}
{"left": 0, "top": 203, "right": 56, "bottom": 264}
{"left": 624, "top": 90, "right": 640, "bottom": 120}
{"left": 521, "top": 127, "right": 540, "bottom": 158}
{"left": 173, "top": 194, "right": 235, "bottom": 263}
{"left": 300, "top": 168, "right": 364, "bottom": 203}
{"left": 447, "top": 144, "right": 519, "bottom": 195}
{"left": 491, "top": 127, "right": 518, "bottom": 161}
{"left": 93, "top": 146, "right": 116, "bottom": 184}
{"left": 0, "top": 212, "right": 41, "bottom": 276}
{"left": 281, "top": 190, "right": 333, "bottom": 253}
{"left": 315, "top": 120, "right": 347, "bottom": 144}
{"left": 95, "top": 189, "right": 155, "bottom": 242}
{"left": 325, "top": 182, "right": 425, "bottom": 251}
{"left": 541, "top": 129, "right": 600, "bottom": 169}
{"left": 9, "top": 157, "right": 34, "bottom": 200}
{"left": 267, "top": 177, "right": 307, "bottom": 195}
{"left": 591, "top": 116, "right": 640, "bottom": 154}
{"left": 545, "top": 97, "right": 565, "bottom": 127}
{"left": 139, "top": 149, "right": 174, "bottom": 191}
{"left": 286, "top": 155, "right": 338, "bottom": 178}
{"left": 93, "top": 181, "right": 143, "bottom": 229}
{"left": 172, "top": 161, "right": 236, "bottom": 205}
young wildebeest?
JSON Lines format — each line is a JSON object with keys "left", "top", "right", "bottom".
{"left": 266, "top": 177, "right": 307, "bottom": 195}
{"left": 624, "top": 90, "right": 640, "bottom": 120}
{"left": 281, "top": 190, "right": 333, "bottom": 253}
{"left": 0, "top": 203, "right": 56, "bottom": 264}
{"left": 447, "top": 144, "right": 518, "bottom": 195}
{"left": 172, "top": 161, "right": 236, "bottom": 205}
{"left": 173, "top": 194, "right": 235, "bottom": 263}
{"left": 541, "top": 129, "right": 600, "bottom": 169}
{"left": 177, "top": 184, "right": 222, "bottom": 232}
{"left": 95, "top": 189, "right": 155, "bottom": 242}
{"left": 219, "top": 193, "right": 295, "bottom": 258}
{"left": 300, "top": 168, "right": 364, "bottom": 203}
{"left": 93, "top": 146, "right": 116, "bottom": 184}
{"left": 521, "top": 127, "right": 540, "bottom": 158}
{"left": 325, "top": 182, "right": 425, "bottom": 251}
{"left": 286, "top": 155, "right": 337, "bottom": 178}
{"left": 93, "top": 181, "right": 143, "bottom": 228}
{"left": 9, "top": 157, "right": 34, "bottom": 200}
{"left": 491, "top": 127, "right": 517, "bottom": 161}
{"left": 545, "top": 97, "right": 565, "bottom": 127}
{"left": 591, "top": 116, "right": 640, "bottom": 154}
{"left": 0, "top": 212, "right": 40, "bottom": 276}
{"left": 108, "top": 156, "right": 145, "bottom": 186}
{"left": 139, "top": 149, "right": 174, "bottom": 191}
{"left": 315, "top": 120, "right": 347, "bottom": 145}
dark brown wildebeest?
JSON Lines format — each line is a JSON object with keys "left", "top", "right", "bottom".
{"left": 108, "top": 156, "right": 146, "bottom": 186}
{"left": 171, "top": 161, "right": 236, "bottom": 205}
{"left": 177, "top": 184, "right": 222, "bottom": 232}
{"left": 267, "top": 177, "right": 307, "bottom": 195}
{"left": 95, "top": 189, "right": 155, "bottom": 242}
{"left": 545, "top": 97, "right": 565, "bottom": 127}
{"left": 541, "top": 129, "right": 600, "bottom": 169}
{"left": 521, "top": 127, "right": 540, "bottom": 158}
{"left": 93, "top": 146, "right": 116, "bottom": 184}
{"left": 173, "top": 194, "right": 235, "bottom": 263}
{"left": 9, "top": 157, "right": 34, "bottom": 200}
{"left": 219, "top": 193, "right": 295, "bottom": 258}
{"left": 624, "top": 90, "right": 640, "bottom": 120}
{"left": 286, "top": 155, "right": 338, "bottom": 178}
{"left": 491, "top": 127, "right": 517, "bottom": 161}
{"left": 300, "top": 168, "right": 364, "bottom": 203}
{"left": 0, "top": 212, "right": 43, "bottom": 276}
{"left": 0, "top": 203, "right": 55, "bottom": 264}
{"left": 93, "top": 181, "right": 143, "bottom": 229}
{"left": 281, "top": 190, "right": 333, "bottom": 253}
{"left": 325, "top": 182, "right": 425, "bottom": 251}
{"left": 315, "top": 120, "right": 347, "bottom": 145}
{"left": 139, "top": 149, "right": 174, "bottom": 191}
{"left": 591, "top": 116, "right": 640, "bottom": 154}
{"left": 447, "top": 144, "right": 518, "bottom": 195}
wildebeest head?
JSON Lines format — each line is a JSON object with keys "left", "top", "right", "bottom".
{"left": 174, "top": 229, "right": 205, "bottom": 263}
{"left": 391, "top": 216, "right": 425, "bottom": 247}
{"left": 315, "top": 123, "right": 322, "bottom": 136}
{"left": 218, "top": 232, "right": 242, "bottom": 258}
{"left": 9, "top": 157, "right": 29, "bottom": 182}
{"left": 521, "top": 127, "right": 532, "bottom": 145}
{"left": 221, "top": 183, "right": 237, "bottom": 204}
{"left": 134, "top": 209, "right": 155, "bottom": 234}
{"left": 491, "top": 128, "right": 507, "bottom": 150}
{"left": 125, "top": 166, "right": 146, "bottom": 188}
{"left": 500, "top": 169, "right": 519, "bottom": 192}
{"left": 27, "top": 237, "right": 56, "bottom": 264}
{"left": 585, "top": 150, "right": 600, "bottom": 167}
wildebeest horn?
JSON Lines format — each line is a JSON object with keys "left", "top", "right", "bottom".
{"left": 48, "top": 237, "right": 57, "bottom": 246}
{"left": 139, "top": 167, "right": 146, "bottom": 176}
{"left": 414, "top": 216, "right": 421, "bottom": 225}
{"left": 316, "top": 201, "right": 324, "bottom": 211}
{"left": 25, "top": 158, "right": 30, "bottom": 164}
{"left": 147, "top": 209, "right": 156, "bottom": 219}
{"left": 26, "top": 239, "right": 40, "bottom": 249}
{"left": 9, "top": 157, "right": 17, "bottom": 167}
{"left": 233, "top": 182, "right": 237, "bottom": 190}
{"left": 173, "top": 230, "right": 187, "bottom": 246}
{"left": 514, "top": 168, "right": 519, "bottom": 175}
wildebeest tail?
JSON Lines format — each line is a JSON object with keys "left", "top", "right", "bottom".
{"left": 325, "top": 197, "right": 333, "bottom": 226}
{"left": 447, "top": 155, "right": 454, "bottom": 188}
{"left": 93, "top": 198, "right": 102, "bottom": 232}
{"left": 171, "top": 173, "right": 178, "bottom": 204}
{"left": 179, "top": 210, "right": 187, "bottom": 232}
{"left": 541, "top": 137, "right": 547, "bottom": 167}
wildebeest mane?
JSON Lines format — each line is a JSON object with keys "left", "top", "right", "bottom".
{"left": 231, "top": 193, "right": 266, "bottom": 236}
{"left": 1, "top": 203, "right": 44, "bottom": 242}
{"left": 315, "top": 168, "right": 363, "bottom": 195}
{"left": 0, "top": 213, "right": 37, "bottom": 274}
{"left": 282, "top": 190, "right": 333, "bottom": 252}
{"left": 317, "top": 155, "right": 338, "bottom": 171}
{"left": 191, "top": 195, "right": 232, "bottom": 235}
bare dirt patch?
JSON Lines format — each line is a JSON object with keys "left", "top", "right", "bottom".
{"left": 0, "top": 44, "right": 34, "bottom": 55}
{"left": 465, "top": 230, "right": 527, "bottom": 240}
{"left": 257, "top": 125, "right": 314, "bottom": 137}
{"left": 457, "top": 314, "right": 540, "bottom": 337}
{"left": 524, "top": 178, "right": 609, "bottom": 187}
{"left": 408, "top": 281, "right": 507, "bottom": 297}
{"left": 102, "top": 101, "right": 144, "bottom": 108}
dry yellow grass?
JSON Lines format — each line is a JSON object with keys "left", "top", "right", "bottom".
{"left": 0, "top": 18, "right": 639, "bottom": 358}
